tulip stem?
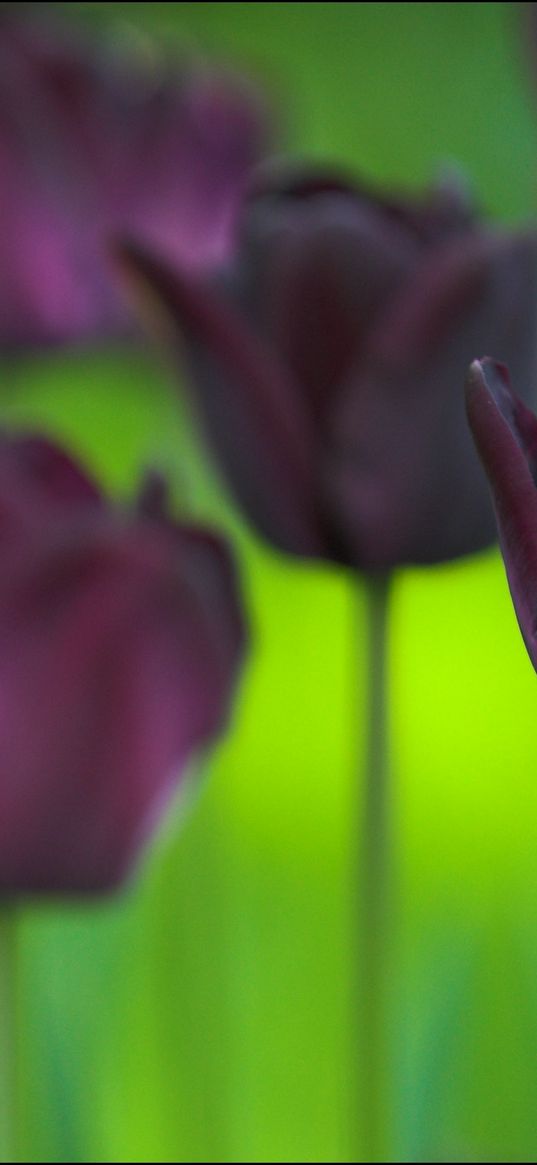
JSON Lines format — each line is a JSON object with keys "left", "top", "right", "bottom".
{"left": 358, "top": 572, "right": 392, "bottom": 1163}
{"left": 0, "top": 906, "right": 17, "bottom": 1164}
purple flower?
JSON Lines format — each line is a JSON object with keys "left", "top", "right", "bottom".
{"left": 117, "top": 165, "right": 537, "bottom": 569}
{"left": 0, "top": 434, "right": 244, "bottom": 894}
{"left": 0, "top": 8, "right": 268, "bottom": 346}
{"left": 466, "top": 358, "right": 537, "bottom": 671}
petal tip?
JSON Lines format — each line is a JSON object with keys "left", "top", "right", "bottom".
{"left": 465, "top": 356, "right": 512, "bottom": 403}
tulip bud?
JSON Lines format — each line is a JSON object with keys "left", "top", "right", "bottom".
{"left": 0, "top": 434, "right": 245, "bottom": 894}
{"left": 117, "top": 165, "right": 537, "bottom": 569}
{"left": 0, "top": 8, "right": 269, "bottom": 346}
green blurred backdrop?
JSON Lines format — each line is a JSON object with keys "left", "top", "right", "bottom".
{"left": 7, "top": 3, "right": 537, "bottom": 1161}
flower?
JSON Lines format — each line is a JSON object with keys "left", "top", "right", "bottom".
{"left": 0, "top": 7, "right": 268, "bottom": 346}
{"left": 466, "top": 357, "right": 537, "bottom": 671}
{"left": 117, "top": 164, "right": 537, "bottom": 569}
{"left": 0, "top": 434, "right": 244, "bottom": 894}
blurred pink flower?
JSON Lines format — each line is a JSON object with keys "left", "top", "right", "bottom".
{"left": 0, "top": 7, "right": 268, "bottom": 346}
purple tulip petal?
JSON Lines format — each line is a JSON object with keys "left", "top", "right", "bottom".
{"left": 365, "top": 234, "right": 494, "bottom": 369}
{"left": 234, "top": 189, "right": 421, "bottom": 426}
{"left": 0, "top": 9, "right": 269, "bottom": 346}
{"left": 466, "top": 358, "right": 537, "bottom": 668}
{"left": 115, "top": 241, "right": 325, "bottom": 557}
{"left": 324, "top": 230, "right": 537, "bottom": 567}
{"left": 243, "top": 160, "right": 476, "bottom": 243}
{"left": 0, "top": 434, "right": 244, "bottom": 894}
{"left": 0, "top": 433, "right": 103, "bottom": 543}
{"left": 1, "top": 434, "right": 103, "bottom": 507}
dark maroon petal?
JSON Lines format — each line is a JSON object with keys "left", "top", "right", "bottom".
{"left": 115, "top": 241, "right": 326, "bottom": 557}
{"left": 325, "top": 231, "right": 537, "bottom": 568}
{"left": 365, "top": 233, "right": 495, "bottom": 369}
{"left": 244, "top": 159, "right": 357, "bottom": 204}
{"left": 466, "top": 358, "right": 537, "bottom": 669}
{"left": 0, "top": 543, "right": 188, "bottom": 891}
{"left": 0, "top": 488, "right": 244, "bottom": 894}
{"left": 0, "top": 426, "right": 245, "bottom": 893}
{"left": 243, "top": 160, "right": 476, "bottom": 244}
{"left": 375, "top": 167, "right": 476, "bottom": 245}
{"left": 0, "top": 433, "right": 103, "bottom": 544}
{"left": 174, "top": 526, "right": 246, "bottom": 723}
{"left": 468, "top": 358, "right": 537, "bottom": 484}
{"left": 1, "top": 434, "right": 103, "bottom": 506}
{"left": 235, "top": 193, "right": 420, "bottom": 425}
{"left": 231, "top": 165, "right": 478, "bottom": 430}
{"left": 324, "top": 352, "right": 499, "bottom": 569}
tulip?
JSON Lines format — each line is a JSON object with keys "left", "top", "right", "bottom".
{"left": 117, "top": 164, "right": 537, "bottom": 569}
{"left": 0, "top": 433, "right": 244, "bottom": 894}
{"left": 466, "top": 357, "right": 537, "bottom": 670}
{"left": 117, "top": 167, "right": 537, "bottom": 1164}
{"left": 0, "top": 7, "right": 268, "bottom": 347}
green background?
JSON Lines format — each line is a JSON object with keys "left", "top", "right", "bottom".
{"left": 7, "top": 3, "right": 537, "bottom": 1160}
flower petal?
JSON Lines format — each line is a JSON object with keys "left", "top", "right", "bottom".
{"left": 466, "top": 357, "right": 537, "bottom": 668}
{"left": 0, "top": 480, "right": 244, "bottom": 894}
{"left": 326, "top": 233, "right": 537, "bottom": 567}
{"left": 115, "top": 241, "right": 326, "bottom": 557}
{"left": 0, "top": 433, "right": 103, "bottom": 543}
{"left": 0, "top": 9, "right": 269, "bottom": 345}
{"left": 234, "top": 186, "right": 420, "bottom": 426}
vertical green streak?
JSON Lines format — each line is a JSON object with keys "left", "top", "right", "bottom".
{"left": 0, "top": 907, "right": 17, "bottom": 1165}
{"left": 357, "top": 574, "right": 392, "bottom": 1163}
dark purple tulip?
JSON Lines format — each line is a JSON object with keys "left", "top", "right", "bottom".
{"left": 466, "top": 358, "right": 537, "bottom": 670}
{"left": 0, "top": 8, "right": 268, "bottom": 347}
{"left": 116, "top": 165, "right": 537, "bottom": 569}
{"left": 0, "top": 433, "right": 244, "bottom": 894}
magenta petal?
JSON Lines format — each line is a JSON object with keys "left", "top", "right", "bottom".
{"left": 0, "top": 9, "right": 269, "bottom": 347}
{"left": 116, "top": 241, "right": 325, "bottom": 557}
{"left": 0, "top": 434, "right": 103, "bottom": 507}
{"left": 0, "top": 433, "right": 103, "bottom": 544}
{"left": 0, "top": 435, "right": 245, "bottom": 894}
{"left": 466, "top": 358, "right": 537, "bottom": 669}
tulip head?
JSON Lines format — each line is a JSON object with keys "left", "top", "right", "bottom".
{"left": 0, "top": 434, "right": 245, "bottom": 894}
{"left": 117, "top": 165, "right": 537, "bottom": 569}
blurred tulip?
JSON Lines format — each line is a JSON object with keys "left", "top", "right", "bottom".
{"left": 0, "top": 7, "right": 268, "bottom": 346}
{"left": 0, "top": 434, "right": 244, "bottom": 894}
{"left": 117, "top": 165, "right": 537, "bottom": 569}
{"left": 466, "top": 357, "right": 537, "bottom": 670}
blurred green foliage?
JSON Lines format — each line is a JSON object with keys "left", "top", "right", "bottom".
{"left": 6, "top": 4, "right": 537, "bottom": 1162}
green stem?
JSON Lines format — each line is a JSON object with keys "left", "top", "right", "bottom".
{"left": 0, "top": 907, "right": 17, "bottom": 1165}
{"left": 359, "top": 573, "right": 392, "bottom": 1163}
